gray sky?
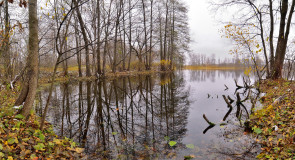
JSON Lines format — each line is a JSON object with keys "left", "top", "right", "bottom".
{"left": 183, "top": 0, "right": 233, "bottom": 59}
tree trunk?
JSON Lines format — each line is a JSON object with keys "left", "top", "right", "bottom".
{"left": 102, "top": 0, "right": 112, "bottom": 75}
{"left": 269, "top": 0, "right": 275, "bottom": 75}
{"left": 142, "top": 0, "right": 149, "bottom": 70}
{"left": 149, "top": 0, "right": 153, "bottom": 70}
{"left": 73, "top": 0, "right": 91, "bottom": 77}
{"left": 96, "top": 0, "right": 101, "bottom": 76}
{"left": 128, "top": 0, "right": 132, "bottom": 71}
{"left": 163, "top": 0, "right": 169, "bottom": 71}
{"left": 15, "top": 0, "right": 39, "bottom": 118}
{"left": 74, "top": 17, "right": 83, "bottom": 77}
{"left": 170, "top": 1, "right": 175, "bottom": 70}
{"left": 112, "top": 0, "right": 123, "bottom": 73}
{"left": 272, "top": 0, "right": 295, "bottom": 79}
{"left": 122, "top": 5, "right": 126, "bottom": 71}
{"left": 3, "top": 0, "right": 11, "bottom": 80}
{"left": 159, "top": 6, "right": 164, "bottom": 71}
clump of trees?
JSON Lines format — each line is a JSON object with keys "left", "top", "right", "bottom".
{"left": 0, "top": 0, "right": 190, "bottom": 81}
{"left": 212, "top": 0, "right": 295, "bottom": 80}
{"left": 0, "top": 0, "right": 190, "bottom": 116}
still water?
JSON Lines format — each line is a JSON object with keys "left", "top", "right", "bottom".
{"left": 36, "top": 70, "right": 261, "bottom": 159}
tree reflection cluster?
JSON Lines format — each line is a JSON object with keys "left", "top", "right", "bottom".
{"left": 35, "top": 70, "right": 264, "bottom": 159}
{"left": 36, "top": 72, "right": 190, "bottom": 159}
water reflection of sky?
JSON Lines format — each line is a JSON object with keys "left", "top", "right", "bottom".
{"left": 181, "top": 70, "right": 260, "bottom": 159}
{"left": 37, "top": 70, "right": 260, "bottom": 159}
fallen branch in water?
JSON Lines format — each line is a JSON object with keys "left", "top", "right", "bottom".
{"left": 222, "top": 95, "right": 233, "bottom": 121}
{"left": 223, "top": 95, "right": 234, "bottom": 109}
{"left": 224, "top": 84, "right": 229, "bottom": 91}
{"left": 203, "top": 114, "right": 215, "bottom": 126}
{"left": 234, "top": 78, "right": 254, "bottom": 93}
{"left": 203, "top": 125, "right": 215, "bottom": 134}
{"left": 227, "top": 96, "right": 234, "bottom": 103}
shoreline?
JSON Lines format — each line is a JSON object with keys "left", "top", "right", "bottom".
{"left": 0, "top": 87, "right": 86, "bottom": 159}
{"left": 38, "top": 69, "right": 175, "bottom": 87}
{"left": 249, "top": 79, "right": 295, "bottom": 159}
{"left": 2, "top": 69, "right": 294, "bottom": 159}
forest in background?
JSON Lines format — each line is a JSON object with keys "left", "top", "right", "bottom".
{"left": 0, "top": 0, "right": 190, "bottom": 81}
{"left": 1, "top": 0, "right": 295, "bottom": 117}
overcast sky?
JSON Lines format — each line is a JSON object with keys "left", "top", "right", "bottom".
{"left": 183, "top": 0, "right": 233, "bottom": 59}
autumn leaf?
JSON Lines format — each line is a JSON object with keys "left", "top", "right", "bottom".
{"left": 253, "top": 127, "right": 262, "bottom": 134}
{"left": 15, "top": 114, "right": 25, "bottom": 119}
{"left": 53, "top": 138, "right": 61, "bottom": 145}
{"left": 111, "top": 132, "right": 118, "bottom": 135}
{"left": 22, "top": 0, "right": 27, "bottom": 8}
{"left": 186, "top": 144, "right": 195, "bottom": 149}
{"left": 0, "top": 152, "right": 4, "bottom": 157}
{"left": 33, "top": 143, "right": 45, "bottom": 151}
{"left": 169, "top": 141, "right": 177, "bottom": 147}
{"left": 75, "top": 148, "right": 84, "bottom": 153}
{"left": 8, "top": 138, "right": 16, "bottom": 144}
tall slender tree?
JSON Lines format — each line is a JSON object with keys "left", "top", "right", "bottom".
{"left": 14, "top": 0, "right": 39, "bottom": 117}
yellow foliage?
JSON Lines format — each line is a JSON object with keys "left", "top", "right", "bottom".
{"left": 244, "top": 67, "right": 252, "bottom": 76}
{"left": 160, "top": 79, "right": 171, "bottom": 85}
{"left": 160, "top": 60, "right": 171, "bottom": 65}
{"left": 221, "top": 23, "right": 262, "bottom": 57}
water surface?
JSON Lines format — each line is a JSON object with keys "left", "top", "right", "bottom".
{"left": 36, "top": 70, "right": 261, "bottom": 159}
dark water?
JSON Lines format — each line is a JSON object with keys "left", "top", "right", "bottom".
{"left": 36, "top": 70, "right": 261, "bottom": 159}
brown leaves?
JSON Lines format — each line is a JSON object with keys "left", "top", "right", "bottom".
{"left": 0, "top": 0, "right": 26, "bottom": 8}
{"left": 0, "top": 87, "right": 85, "bottom": 159}
{"left": 17, "top": 21, "right": 24, "bottom": 32}
{"left": 0, "top": 113, "right": 86, "bottom": 159}
{"left": 250, "top": 80, "right": 295, "bottom": 159}
{"left": 19, "top": 0, "right": 27, "bottom": 8}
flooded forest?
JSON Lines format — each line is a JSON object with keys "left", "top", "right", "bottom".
{"left": 0, "top": 0, "right": 295, "bottom": 160}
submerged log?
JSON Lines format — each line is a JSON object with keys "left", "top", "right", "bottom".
{"left": 222, "top": 95, "right": 234, "bottom": 109}
{"left": 203, "top": 114, "right": 215, "bottom": 126}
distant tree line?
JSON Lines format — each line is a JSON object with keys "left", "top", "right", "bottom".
{"left": 188, "top": 53, "right": 264, "bottom": 67}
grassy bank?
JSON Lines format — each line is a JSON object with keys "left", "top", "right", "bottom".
{"left": 183, "top": 65, "right": 246, "bottom": 70}
{"left": 0, "top": 86, "right": 86, "bottom": 159}
{"left": 250, "top": 80, "right": 295, "bottom": 159}
{"left": 39, "top": 66, "right": 173, "bottom": 86}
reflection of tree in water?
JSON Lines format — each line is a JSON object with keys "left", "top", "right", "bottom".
{"left": 201, "top": 81, "right": 261, "bottom": 160}
{"left": 189, "top": 70, "right": 243, "bottom": 82}
{"left": 36, "top": 72, "right": 190, "bottom": 159}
